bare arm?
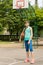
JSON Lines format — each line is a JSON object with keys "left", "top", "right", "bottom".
{"left": 19, "top": 35, "right": 21, "bottom": 42}
{"left": 28, "top": 27, "right": 33, "bottom": 44}
{"left": 30, "top": 27, "right": 33, "bottom": 40}
{"left": 19, "top": 28, "right": 25, "bottom": 42}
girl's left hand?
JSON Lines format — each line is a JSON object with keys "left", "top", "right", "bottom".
{"left": 28, "top": 40, "right": 30, "bottom": 44}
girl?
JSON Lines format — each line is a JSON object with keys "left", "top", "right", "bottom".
{"left": 19, "top": 21, "right": 35, "bottom": 64}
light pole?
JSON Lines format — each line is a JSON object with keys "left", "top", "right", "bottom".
{"left": 35, "top": 0, "right": 38, "bottom": 7}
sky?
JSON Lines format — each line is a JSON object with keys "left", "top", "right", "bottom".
{"left": 29, "top": 0, "right": 43, "bottom": 8}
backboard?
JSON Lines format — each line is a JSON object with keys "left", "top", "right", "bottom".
{"left": 13, "top": 0, "right": 29, "bottom": 9}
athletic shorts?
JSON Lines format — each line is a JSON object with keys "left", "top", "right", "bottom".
{"left": 25, "top": 40, "right": 33, "bottom": 52}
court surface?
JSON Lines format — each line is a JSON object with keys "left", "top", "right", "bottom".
{"left": 0, "top": 48, "right": 43, "bottom": 65}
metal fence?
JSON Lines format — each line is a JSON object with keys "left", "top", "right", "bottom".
{"left": 0, "top": 35, "right": 43, "bottom": 47}
{"left": 0, "top": 34, "right": 19, "bottom": 41}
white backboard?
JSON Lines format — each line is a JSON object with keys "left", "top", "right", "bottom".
{"left": 13, "top": 0, "right": 29, "bottom": 9}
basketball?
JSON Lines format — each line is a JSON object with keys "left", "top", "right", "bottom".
{"left": 21, "top": 31, "right": 24, "bottom": 38}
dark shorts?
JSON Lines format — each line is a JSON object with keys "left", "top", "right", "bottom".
{"left": 25, "top": 40, "right": 33, "bottom": 52}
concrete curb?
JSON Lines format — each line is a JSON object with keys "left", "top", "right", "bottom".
{"left": 0, "top": 42, "right": 23, "bottom": 48}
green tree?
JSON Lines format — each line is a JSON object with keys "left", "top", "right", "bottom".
{"left": 0, "top": 0, "right": 36, "bottom": 35}
{"left": 35, "top": 8, "right": 43, "bottom": 26}
{"left": 0, "top": 0, "right": 43, "bottom": 37}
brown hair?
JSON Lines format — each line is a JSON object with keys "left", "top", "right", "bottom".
{"left": 24, "top": 20, "right": 30, "bottom": 24}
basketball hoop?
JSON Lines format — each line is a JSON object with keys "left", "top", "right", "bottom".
{"left": 16, "top": 0, "right": 25, "bottom": 9}
{"left": 18, "top": 5, "right": 23, "bottom": 9}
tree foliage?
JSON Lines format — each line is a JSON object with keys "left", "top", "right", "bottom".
{"left": 35, "top": 7, "right": 43, "bottom": 26}
{"left": 0, "top": 0, "right": 43, "bottom": 36}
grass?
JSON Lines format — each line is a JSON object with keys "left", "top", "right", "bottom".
{"left": 0, "top": 41, "right": 13, "bottom": 44}
{"left": 0, "top": 41, "right": 22, "bottom": 44}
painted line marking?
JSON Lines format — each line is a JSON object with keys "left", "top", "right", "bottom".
{"left": 9, "top": 61, "right": 23, "bottom": 65}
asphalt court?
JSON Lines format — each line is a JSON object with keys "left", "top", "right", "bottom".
{"left": 0, "top": 48, "right": 43, "bottom": 65}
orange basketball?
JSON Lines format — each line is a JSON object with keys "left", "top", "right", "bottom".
{"left": 21, "top": 31, "right": 24, "bottom": 38}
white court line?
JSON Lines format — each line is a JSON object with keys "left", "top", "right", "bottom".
{"left": 9, "top": 61, "right": 23, "bottom": 65}
{"left": 0, "top": 57, "right": 14, "bottom": 60}
{"left": 9, "top": 57, "right": 43, "bottom": 65}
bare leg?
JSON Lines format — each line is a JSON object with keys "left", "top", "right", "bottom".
{"left": 24, "top": 51, "right": 30, "bottom": 62}
{"left": 30, "top": 52, "right": 35, "bottom": 63}
{"left": 26, "top": 52, "right": 29, "bottom": 59}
